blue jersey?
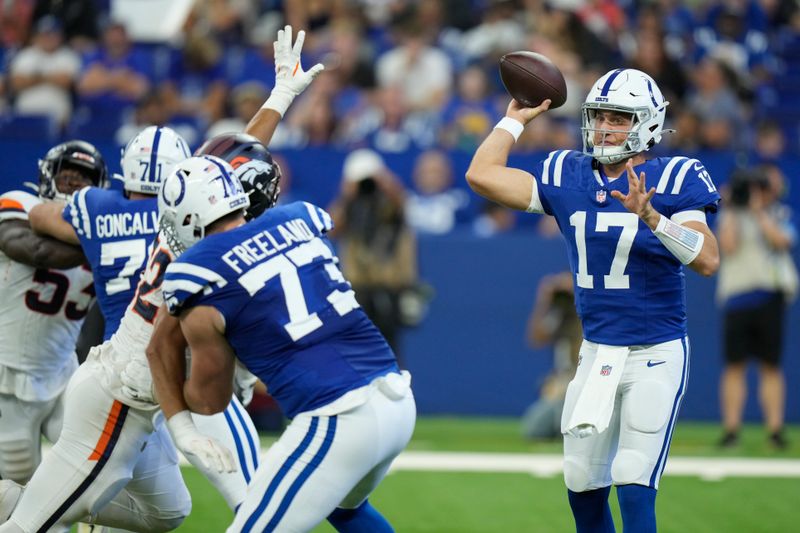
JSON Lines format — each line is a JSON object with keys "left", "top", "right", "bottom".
{"left": 162, "top": 201, "right": 398, "bottom": 418}
{"left": 532, "top": 151, "right": 721, "bottom": 345}
{"left": 64, "top": 188, "right": 159, "bottom": 339}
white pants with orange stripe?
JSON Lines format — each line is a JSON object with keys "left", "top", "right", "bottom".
{"left": 229, "top": 371, "right": 416, "bottom": 533}
{"left": 0, "top": 361, "right": 191, "bottom": 533}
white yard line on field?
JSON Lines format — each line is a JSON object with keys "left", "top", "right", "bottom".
{"left": 389, "top": 452, "right": 800, "bottom": 481}
{"left": 41, "top": 446, "right": 800, "bottom": 481}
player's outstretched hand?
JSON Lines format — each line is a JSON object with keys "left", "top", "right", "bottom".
{"left": 610, "top": 159, "right": 656, "bottom": 219}
{"left": 167, "top": 411, "right": 237, "bottom": 474}
{"left": 264, "top": 25, "right": 324, "bottom": 117}
{"left": 506, "top": 98, "right": 551, "bottom": 126}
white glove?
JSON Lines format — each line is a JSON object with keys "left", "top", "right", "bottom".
{"left": 119, "top": 359, "right": 156, "bottom": 404}
{"left": 167, "top": 411, "right": 237, "bottom": 474}
{"left": 263, "top": 24, "right": 324, "bottom": 116}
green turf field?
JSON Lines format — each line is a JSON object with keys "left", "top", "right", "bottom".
{"left": 175, "top": 417, "right": 800, "bottom": 532}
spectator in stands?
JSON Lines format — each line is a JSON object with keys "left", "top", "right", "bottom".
{"left": 460, "top": 0, "right": 526, "bottom": 64}
{"left": 521, "top": 272, "right": 582, "bottom": 440}
{"left": 405, "top": 149, "right": 470, "bottom": 235}
{"left": 751, "top": 120, "right": 787, "bottom": 163}
{"left": 344, "top": 85, "right": 437, "bottom": 152}
{"left": 115, "top": 91, "right": 199, "bottom": 147}
{"left": 206, "top": 81, "right": 268, "bottom": 139}
{"left": 32, "top": 0, "right": 98, "bottom": 51}
{"left": 186, "top": 0, "right": 255, "bottom": 45}
{"left": 472, "top": 200, "right": 516, "bottom": 237}
{"left": 716, "top": 165, "right": 798, "bottom": 450}
{"left": 76, "top": 20, "right": 151, "bottom": 120}
{"left": 439, "top": 65, "right": 500, "bottom": 150}
{"left": 376, "top": 17, "right": 452, "bottom": 113}
{"left": 9, "top": 16, "right": 80, "bottom": 128}
{"left": 687, "top": 57, "right": 747, "bottom": 149}
{"left": 327, "top": 149, "right": 419, "bottom": 366}
{"left": 160, "top": 31, "right": 229, "bottom": 125}
{"left": 623, "top": 29, "right": 688, "bottom": 105}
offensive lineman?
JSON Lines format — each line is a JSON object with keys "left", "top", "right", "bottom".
{"left": 151, "top": 155, "right": 415, "bottom": 533}
{"left": 466, "top": 69, "right": 720, "bottom": 531}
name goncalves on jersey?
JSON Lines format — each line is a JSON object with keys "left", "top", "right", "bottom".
{"left": 95, "top": 211, "right": 159, "bottom": 238}
{"left": 222, "top": 218, "right": 316, "bottom": 274}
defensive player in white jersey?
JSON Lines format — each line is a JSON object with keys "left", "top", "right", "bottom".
{"left": 466, "top": 69, "right": 721, "bottom": 532}
{"left": 0, "top": 25, "right": 323, "bottom": 532}
{"left": 0, "top": 140, "right": 102, "bottom": 488}
{"left": 150, "top": 156, "right": 414, "bottom": 533}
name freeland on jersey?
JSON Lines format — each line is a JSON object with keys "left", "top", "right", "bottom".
{"left": 222, "top": 217, "right": 315, "bottom": 273}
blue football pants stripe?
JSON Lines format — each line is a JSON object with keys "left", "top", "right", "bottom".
{"left": 223, "top": 406, "right": 250, "bottom": 484}
{"left": 648, "top": 337, "right": 689, "bottom": 487}
{"left": 265, "top": 416, "right": 338, "bottom": 532}
{"left": 230, "top": 398, "right": 259, "bottom": 470}
{"left": 241, "top": 417, "right": 320, "bottom": 533}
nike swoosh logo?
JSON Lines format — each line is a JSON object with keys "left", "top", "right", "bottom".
{"left": 693, "top": 164, "right": 703, "bottom": 171}
{"left": 647, "top": 360, "right": 666, "bottom": 368}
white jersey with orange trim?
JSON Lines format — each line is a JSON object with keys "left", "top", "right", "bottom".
{"left": 0, "top": 190, "right": 95, "bottom": 401}
{"left": 95, "top": 230, "right": 174, "bottom": 410}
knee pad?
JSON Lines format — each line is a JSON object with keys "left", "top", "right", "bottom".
{"left": 611, "top": 449, "right": 650, "bottom": 485}
{"left": 0, "top": 439, "right": 37, "bottom": 484}
{"left": 625, "top": 380, "right": 672, "bottom": 434}
{"left": 563, "top": 457, "right": 592, "bottom": 493}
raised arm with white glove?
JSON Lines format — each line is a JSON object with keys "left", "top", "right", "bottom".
{"left": 167, "top": 410, "right": 237, "bottom": 474}
{"left": 262, "top": 25, "right": 325, "bottom": 117}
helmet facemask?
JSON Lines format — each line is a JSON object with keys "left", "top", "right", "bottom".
{"left": 581, "top": 69, "right": 669, "bottom": 165}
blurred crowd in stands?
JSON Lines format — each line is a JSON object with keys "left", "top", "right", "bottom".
{"left": 1, "top": 0, "right": 799, "bottom": 160}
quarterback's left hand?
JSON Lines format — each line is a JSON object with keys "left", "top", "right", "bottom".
{"left": 264, "top": 25, "right": 324, "bottom": 117}
{"left": 611, "top": 159, "right": 659, "bottom": 226}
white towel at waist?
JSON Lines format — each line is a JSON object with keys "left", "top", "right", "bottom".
{"left": 562, "top": 344, "right": 630, "bottom": 438}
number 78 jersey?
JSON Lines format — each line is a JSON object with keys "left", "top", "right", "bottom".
{"left": 530, "top": 151, "right": 721, "bottom": 346}
{"left": 162, "top": 202, "right": 397, "bottom": 419}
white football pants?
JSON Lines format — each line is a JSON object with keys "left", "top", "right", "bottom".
{"left": 562, "top": 337, "right": 689, "bottom": 492}
{"left": 0, "top": 392, "right": 64, "bottom": 483}
{"left": 230, "top": 372, "right": 416, "bottom": 533}
{"left": 0, "top": 359, "right": 261, "bottom": 532}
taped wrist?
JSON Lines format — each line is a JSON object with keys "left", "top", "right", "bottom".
{"left": 167, "top": 410, "right": 196, "bottom": 440}
{"left": 652, "top": 215, "right": 704, "bottom": 265}
{"left": 261, "top": 84, "right": 295, "bottom": 117}
{"left": 494, "top": 117, "right": 524, "bottom": 142}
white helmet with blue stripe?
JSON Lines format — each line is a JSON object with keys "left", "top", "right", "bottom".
{"left": 158, "top": 155, "right": 250, "bottom": 253}
{"left": 581, "top": 68, "right": 669, "bottom": 165}
{"left": 120, "top": 126, "right": 191, "bottom": 194}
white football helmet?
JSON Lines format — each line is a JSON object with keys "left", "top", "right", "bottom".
{"left": 581, "top": 69, "right": 669, "bottom": 165}
{"left": 158, "top": 156, "right": 249, "bottom": 254}
{"left": 120, "top": 126, "right": 191, "bottom": 194}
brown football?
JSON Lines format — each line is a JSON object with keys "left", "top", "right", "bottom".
{"left": 499, "top": 51, "right": 567, "bottom": 109}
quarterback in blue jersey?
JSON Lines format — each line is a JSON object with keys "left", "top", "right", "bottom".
{"left": 149, "top": 156, "right": 415, "bottom": 533}
{"left": 466, "top": 69, "right": 721, "bottom": 532}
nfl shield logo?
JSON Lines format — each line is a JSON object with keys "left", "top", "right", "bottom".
{"left": 600, "top": 365, "right": 612, "bottom": 376}
{"left": 596, "top": 190, "right": 607, "bottom": 203}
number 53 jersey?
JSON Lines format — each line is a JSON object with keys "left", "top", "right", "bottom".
{"left": 529, "top": 151, "right": 721, "bottom": 346}
{"left": 162, "top": 202, "right": 398, "bottom": 419}
{"left": 0, "top": 191, "right": 95, "bottom": 401}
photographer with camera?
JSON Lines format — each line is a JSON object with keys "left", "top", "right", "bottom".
{"left": 328, "top": 149, "right": 421, "bottom": 368}
{"left": 717, "top": 165, "right": 798, "bottom": 449}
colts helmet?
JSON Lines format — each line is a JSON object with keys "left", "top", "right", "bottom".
{"left": 581, "top": 69, "right": 669, "bottom": 165}
{"left": 195, "top": 133, "right": 281, "bottom": 221}
{"left": 120, "top": 126, "right": 191, "bottom": 194}
{"left": 158, "top": 155, "right": 249, "bottom": 254}
{"left": 38, "top": 140, "right": 108, "bottom": 200}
